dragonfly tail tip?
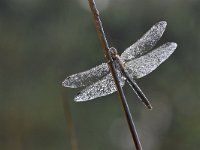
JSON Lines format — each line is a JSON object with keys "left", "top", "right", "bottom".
{"left": 147, "top": 104, "right": 153, "bottom": 110}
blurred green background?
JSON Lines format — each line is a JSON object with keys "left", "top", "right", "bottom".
{"left": 0, "top": 0, "right": 200, "bottom": 149}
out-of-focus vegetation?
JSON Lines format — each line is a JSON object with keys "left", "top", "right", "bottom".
{"left": 0, "top": 0, "right": 200, "bottom": 150}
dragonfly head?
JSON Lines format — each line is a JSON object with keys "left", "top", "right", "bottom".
{"left": 109, "top": 47, "right": 118, "bottom": 59}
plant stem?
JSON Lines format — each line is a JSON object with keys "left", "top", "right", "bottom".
{"left": 62, "top": 91, "right": 78, "bottom": 150}
{"left": 88, "top": 0, "right": 142, "bottom": 149}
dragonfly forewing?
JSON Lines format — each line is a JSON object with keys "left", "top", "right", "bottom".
{"left": 125, "top": 42, "right": 177, "bottom": 79}
{"left": 62, "top": 63, "right": 109, "bottom": 88}
{"left": 121, "top": 21, "right": 167, "bottom": 61}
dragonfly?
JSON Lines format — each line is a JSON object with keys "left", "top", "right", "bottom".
{"left": 62, "top": 21, "right": 177, "bottom": 109}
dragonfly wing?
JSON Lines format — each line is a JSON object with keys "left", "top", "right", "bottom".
{"left": 74, "top": 72, "right": 125, "bottom": 101}
{"left": 62, "top": 63, "right": 109, "bottom": 88}
{"left": 121, "top": 21, "right": 167, "bottom": 61}
{"left": 125, "top": 42, "right": 177, "bottom": 79}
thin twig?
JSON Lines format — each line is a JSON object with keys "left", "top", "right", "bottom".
{"left": 62, "top": 90, "right": 78, "bottom": 150}
{"left": 88, "top": 0, "right": 142, "bottom": 149}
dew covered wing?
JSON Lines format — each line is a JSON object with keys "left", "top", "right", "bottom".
{"left": 125, "top": 42, "right": 177, "bottom": 79}
{"left": 74, "top": 72, "right": 125, "bottom": 101}
{"left": 62, "top": 63, "right": 109, "bottom": 88}
{"left": 121, "top": 21, "right": 167, "bottom": 61}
